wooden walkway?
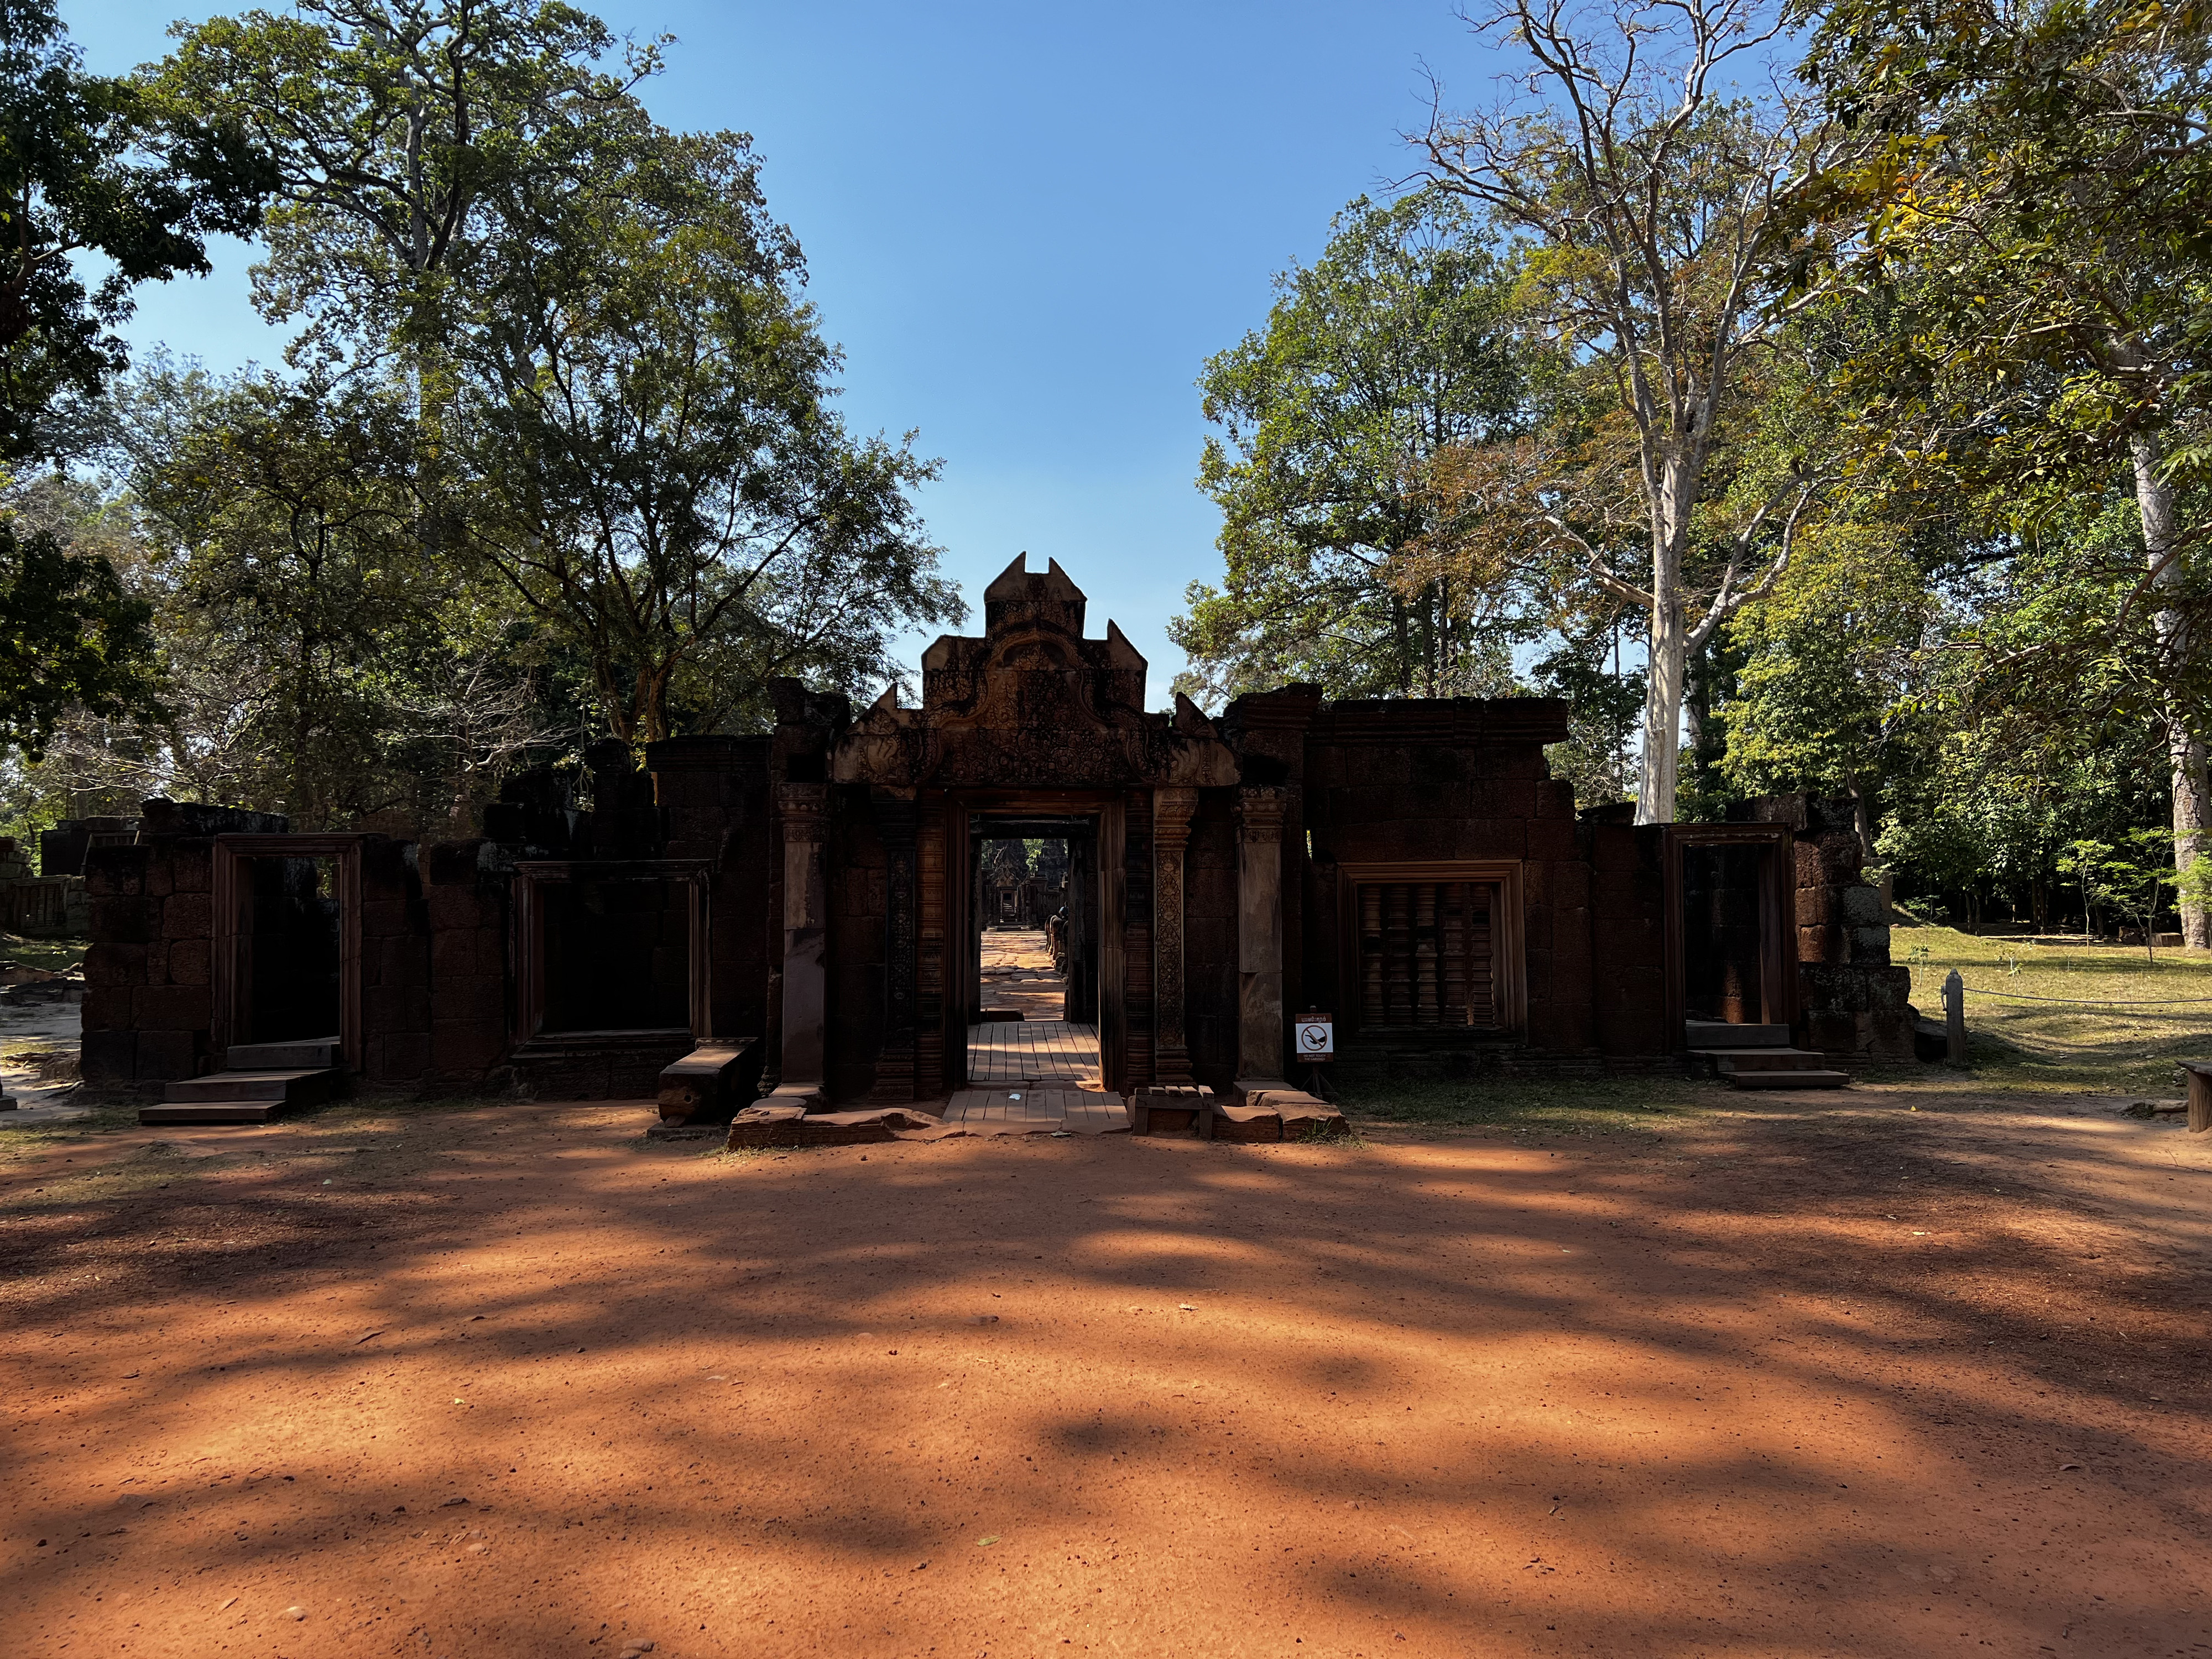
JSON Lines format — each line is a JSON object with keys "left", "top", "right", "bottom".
{"left": 938, "top": 1089, "right": 1130, "bottom": 1134}
{"left": 967, "top": 1017, "right": 1100, "bottom": 1084}
{"left": 956, "top": 927, "right": 1108, "bottom": 1124}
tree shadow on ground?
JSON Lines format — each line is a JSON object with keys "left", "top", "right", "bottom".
{"left": 2, "top": 1095, "right": 2208, "bottom": 1657}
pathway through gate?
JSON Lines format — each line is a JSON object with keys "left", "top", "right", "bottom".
{"left": 950, "top": 928, "right": 1125, "bottom": 1130}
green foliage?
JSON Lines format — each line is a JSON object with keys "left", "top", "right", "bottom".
{"left": 2058, "top": 832, "right": 2184, "bottom": 961}
{"left": 1172, "top": 192, "right": 1533, "bottom": 704}
{"left": 448, "top": 116, "right": 959, "bottom": 740}
{"left": 0, "top": 0, "right": 269, "bottom": 462}
{"left": 0, "top": 508, "right": 159, "bottom": 759}
{"left": 1718, "top": 515, "right": 1939, "bottom": 820}
{"left": 153, "top": 0, "right": 640, "bottom": 356}
{"left": 105, "top": 0, "right": 958, "bottom": 794}
{"left": 1532, "top": 622, "right": 1644, "bottom": 809}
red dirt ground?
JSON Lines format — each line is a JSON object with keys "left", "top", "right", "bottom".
{"left": 3, "top": 1092, "right": 2209, "bottom": 1659}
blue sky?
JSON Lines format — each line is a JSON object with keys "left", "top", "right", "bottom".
{"left": 67, "top": 1, "right": 1506, "bottom": 707}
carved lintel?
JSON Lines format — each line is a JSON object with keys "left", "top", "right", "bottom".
{"left": 1152, "top": 787, "right": 1199, "bottom": 1086}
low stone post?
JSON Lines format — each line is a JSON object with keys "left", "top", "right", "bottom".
{"left": 775, "top": 782, "right": 829, "bottom": 1103}
{"left": 1942, "top": 968, "right": 1968, "bottom": 1067}
{"left": 1235, "top": 786, "right": 1288, "bottom": 1093}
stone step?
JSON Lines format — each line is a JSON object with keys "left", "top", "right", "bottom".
{"left": 1725, "top": 1068, "right": 1850, "bottom": 1089}
{"left": 138, "top": 1100, "right": 288, "bottom": 1124}
{"left": 1692, "top": 1047, "right": 1830, "bottom": 1072}
{"left": 1684, "top": 1021, "right": 1791, "bottom": 1048}
{"left": 163, "top": 1067, "right": 340, "bottom": 1106}
{"left": 227, "top": 1039, "right": 340, "bottom": 1070}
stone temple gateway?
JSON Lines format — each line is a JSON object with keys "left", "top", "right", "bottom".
{"left": 81, "top": 557, "right": 1914, "bottom": 1138}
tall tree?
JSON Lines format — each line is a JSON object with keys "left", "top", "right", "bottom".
{"left": 0, "top": 512, "right": 159, "bottom": 761}
{"left": 1419, "top": 0, "right": 1845, "bottom": 823}
{"left": 1172, "top": 192, "right": 1532, "bottom": 703}
{"left": 447, "top": 114, "right": 959, "bottom": 741}
{"left": 0, "top": 0, "right": 268, "bottom": 463}
{"left": 154, "top": 0, "right": 642, "bottom": 364}
{"left": 131, "top": 367, "right": 436, "bottom": 826}
{"left": 1791, "top": 0, "right": 2212, "bottom": 942}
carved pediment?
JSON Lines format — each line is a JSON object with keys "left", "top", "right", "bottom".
{"left": 832, "top": 555, "right": 1238, "bottom": 789}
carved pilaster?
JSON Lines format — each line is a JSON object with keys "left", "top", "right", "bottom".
{"left": 1237, "top": 786, "right": 1289, "bottom": 1089}
{"left": 776, "top": 781, "right": 829, "bottom": 1098}
{"left": 1151, "top": 787, "right": 1199, "bottom": 1087}
{"left": 914, "top": 792, "right": 947, "bottom": 1100}
{"left": 870, "top": 789, "right": 919, "bottom": 1103}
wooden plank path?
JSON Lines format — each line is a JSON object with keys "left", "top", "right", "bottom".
{"left": 967, "top": 1018, "right": 1099, "bottom": 1084}
{"left": 939, "top": 1088, "right": 1130, "bottom": 1134}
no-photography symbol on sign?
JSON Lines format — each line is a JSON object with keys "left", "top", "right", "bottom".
{"left": 1295, "top": 1015, "right": 1333, "bottom": 1060}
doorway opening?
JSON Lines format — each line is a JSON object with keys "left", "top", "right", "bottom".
{"left": 1667, "top": 827, "right": 1791, "bottom": 1034}
{"left": 1682, "top": 843, "right": 1765, "bottom": 1022}
{"left": 236, "top": 854, "right": 343, "bottom": 1044}
{"left": 966, "top": 817, "right": 1098, "bottom": 1086}
{"left": 211, "top": 833, "right": 366, "bottom": 1070}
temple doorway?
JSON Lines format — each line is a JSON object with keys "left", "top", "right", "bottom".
{"left": 1666, "top": 825, "right": 1792, "bottom": 1035}
{"left": 964, "top": 818, "right": 1099, "bottom": 1087}
{"left": 211, "top": 834, "right": 365, "bottom": 1070}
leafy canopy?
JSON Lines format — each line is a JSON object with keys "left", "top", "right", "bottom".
{"left": 0, "top": 0, "right": 269, "bottom": 462}
{"left": 1173, "top": 191, "right": 1533, "bottom": 703}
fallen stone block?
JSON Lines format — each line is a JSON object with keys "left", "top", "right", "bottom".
{"left": 656, "top": 1039, "right": 758, "bottom": 1124}
{"left": 724, "top": 1103, "right": 807, "bottom": 1148}
{"left": 1205, "top": 1098, "right": 1283, "bottom": 1143}
{"left": 1131, "top": 1084, "right": 1208, "bottom": 1136}
{"left": 1271, "top": 1091, "right": 1350, "bottom": 1141}
{"left": 723, "top": 1102, "right": 946, "bottom": 1148}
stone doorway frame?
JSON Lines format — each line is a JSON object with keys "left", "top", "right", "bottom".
{"left": 211, "top": 833, "right": 366, "bottom": 1071}
{"left": 940, "top": 791, "right": 1126, "bottom": 1095}
{"left": 1661, "top": 823, "right": 1794, "bottom": 1046}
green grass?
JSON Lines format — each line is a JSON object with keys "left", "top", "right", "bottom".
{"left": 1336, "top": 1071, "right": 1724, "bottom": 1134}
{"left": 0, "top": 932, "right": 85, "bottom": 973}
{"left": 1896, "top": 920, "right": 2212, "bottom": 1094}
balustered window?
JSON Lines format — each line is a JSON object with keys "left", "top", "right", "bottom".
{"left": 1336, "top": 860, "right": 1525, "bottom": 1036}
{"left": 1354, "top": 878, "right": 1500, "bottom": 1029}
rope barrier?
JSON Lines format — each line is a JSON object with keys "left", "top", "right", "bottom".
{"left": 1958, "top": 985, "right": 2212, "bottom": 1006}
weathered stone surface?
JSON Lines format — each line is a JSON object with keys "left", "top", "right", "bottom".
{"left": 656, "top": 1039, "right": 759, "bottom": 1123}
{"left": 1206, "top": 1098, "right": 1283, "bottom": 1142}
{"left": 83, "top": 845, "right": 149, "bottom": 896}
{"left": 91, "top": 896, "right": 155, "bottom": 943}
{"left": 161, "top": 891, "right": 212, "bottom": 939}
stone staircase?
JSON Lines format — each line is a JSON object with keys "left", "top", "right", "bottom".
{"left": 1684, "top": 1022, "right": 1849, "bottom": 1090}
{"left": 139, "top": 1039, "right": 345, "bottom": 1125}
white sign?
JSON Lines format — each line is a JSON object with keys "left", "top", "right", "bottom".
{"left": 1295, "top": 1016, "right": 1334, "bottom": 1061}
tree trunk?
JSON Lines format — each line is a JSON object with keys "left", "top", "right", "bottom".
{"left": 1636, "top": 541, "right": 1687, "bottom": 826}
{"left": 1850, "top": 787, "right": 1875, "bottom": 865}
{"left": 2132, "top": 432, "right": 2211, "bottom": 950}
{"left": 1636, "top": 435, "right": 1707, "bottom": 825}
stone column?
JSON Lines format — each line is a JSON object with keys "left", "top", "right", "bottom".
{"left": 1236, "top": 785, "right": 1288, "bottom": 1092}
{"left": 775, "top": 781, "right": 829, "bottom": 1102}
{"left": 1152, "top": 787, "right": 1199, "bottom": 1087}
{"left": 869, "top": 789, "right": 919, "bottom": 1103}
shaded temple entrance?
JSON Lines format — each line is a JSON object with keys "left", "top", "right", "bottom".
{"left": 965, "top": 816, "right": 1099, "bottom": 1087}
